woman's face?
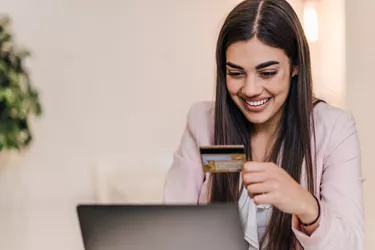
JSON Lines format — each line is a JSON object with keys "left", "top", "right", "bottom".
{"left": 226, "top": 37, "right": 297, "bottom": 128}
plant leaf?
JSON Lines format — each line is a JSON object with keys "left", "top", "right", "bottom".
{"left": 0, "top": 16, "right": 42, "bottom": 152}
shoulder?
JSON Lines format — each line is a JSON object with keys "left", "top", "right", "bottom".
{"left": 313, "top": 101, "right": 356, "bottom": 132}
{"left": 186, "top": 101, "right": 215, "bottom": 146}
{"left": 313, "top": 101, "right": 359, "bottom": 157}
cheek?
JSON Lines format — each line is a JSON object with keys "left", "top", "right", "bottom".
{"left": 226, "top": 78, "right": 242, "bottom": 96}
{"left": 265, "top": 75, "right": 290, "bottom": 97}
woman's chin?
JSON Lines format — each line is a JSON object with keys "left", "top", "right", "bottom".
{"left": 245, "top": 113, "right": 271, "bottom": 125}
{"left": 242, "top": 107, "right": 275, "bottom": 126}
{"left": 243, "top": 107, "right": 283, "bottom": 130}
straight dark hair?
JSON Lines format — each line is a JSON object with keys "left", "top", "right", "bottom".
{"left": 208, "top": 0, "right": 321, "bottom": 249}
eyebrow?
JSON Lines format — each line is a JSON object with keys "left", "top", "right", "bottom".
{"left": 226, "top": 60, "right": 280, "bottom": 70}
{"left": 225, "top": 61, "right": 244, "bottom": 70}
{"left": 255, "top": 61, "right": 280, "bottom": 70}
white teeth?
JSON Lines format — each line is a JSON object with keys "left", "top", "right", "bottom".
{"left": 246, "top": 98, "right": 270, "bottom": 107}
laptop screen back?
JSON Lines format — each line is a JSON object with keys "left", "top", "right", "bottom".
{"left": 77, "top": 204, "right": 248, "bottom": 250}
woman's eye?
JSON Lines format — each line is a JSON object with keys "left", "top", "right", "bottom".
{"left": 259, "top": 71, "right": 277, "bottom": 78}
{"left": 227, "top": 71, "right": 244, "bottom": 78}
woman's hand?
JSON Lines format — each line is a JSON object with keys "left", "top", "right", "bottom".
{"left": 242, "top": 161, "right": 319, "bottom": 225}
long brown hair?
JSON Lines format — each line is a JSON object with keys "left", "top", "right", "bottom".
{"left": 209, "top": 0, "right": 319, "bottom": 249}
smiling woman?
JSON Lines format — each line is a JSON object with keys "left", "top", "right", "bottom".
{"left": 163, "top": 1, "right": 364, "bottom": 250}
{"left": 225, "top": 38, "right": 294, "bottom": 127}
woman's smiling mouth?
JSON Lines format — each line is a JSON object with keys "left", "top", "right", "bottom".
{"left": 243, "top": 97, "right": 272, "bottom": 111}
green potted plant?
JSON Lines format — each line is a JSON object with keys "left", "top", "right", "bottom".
{"left": 0, "top": 16, "right": 42, "bottom": 152}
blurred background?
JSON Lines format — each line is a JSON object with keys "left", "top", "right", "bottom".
{"left": 0, "top": 0, "right": 373, "bottom": 249}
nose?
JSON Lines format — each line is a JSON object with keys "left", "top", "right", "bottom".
{"left": 241, "top": 75, "right": 263, "bottom": 97}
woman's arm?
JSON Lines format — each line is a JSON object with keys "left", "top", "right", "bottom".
{"left": 163, "top": 103, "right": 207, "bottom": 204}
{"left": 292, "top": 111, "right": 365, "bottom": 249}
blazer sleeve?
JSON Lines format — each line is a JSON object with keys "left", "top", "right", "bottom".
{"left": 292, "top": 111, "right": 365, "bottom": 249}
{"left": 163, "top": 104, "right": 206, "bottom": 204}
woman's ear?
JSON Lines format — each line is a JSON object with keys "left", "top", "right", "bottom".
{"left": 292, "top": 65, "right": 299, "bottom": 77}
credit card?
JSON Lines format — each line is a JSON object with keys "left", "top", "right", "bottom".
{"left": 199, "top": 145, "right": 246, "bottom": 173}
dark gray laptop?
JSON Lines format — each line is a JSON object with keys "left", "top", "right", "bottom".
{"left": 77, "top": 203, "right": 248, "bottom": 250}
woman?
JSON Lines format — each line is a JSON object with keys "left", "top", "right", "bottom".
{"left": 163, "top": 0, "right": 364, "bottom": 249}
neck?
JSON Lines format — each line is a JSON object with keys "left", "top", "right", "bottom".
{"left": 251, "top": 109, "right": 283, "bottom": 160}
{"left": 252, "top": 123, "right": 278, "bottom": 155}
{"left": 253, "top": 121, "right": 277, "bottom": 136}
{"left": 253, "top": 109, "right": 282, "bottom": 137}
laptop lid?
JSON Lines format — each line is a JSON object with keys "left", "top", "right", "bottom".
{"left": 77, "top": 203, "right": 248, "bottom": 250}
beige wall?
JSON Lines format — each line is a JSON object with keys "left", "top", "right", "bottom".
{"left": 346, "top": 0, "right": 375, "bottom": 248}
{"left": 0, "top": 0, "right": 240, "bottom": 250}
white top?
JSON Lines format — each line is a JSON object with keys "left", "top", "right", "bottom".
{"left": 256, "top": 205, "right": 272, "bottom": 240}
{"left": 238, "top": 187, "right": 273, "bottom": 250}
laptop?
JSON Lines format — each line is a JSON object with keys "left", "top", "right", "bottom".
{"left": 77, "top": 203, "right": 248, "bottom": 250}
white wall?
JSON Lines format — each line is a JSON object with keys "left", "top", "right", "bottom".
{"left": 315, "top": 0, "right": 346, "bottom": 108}
{"left": 0, "top": 0, "right": 239, "bottom": 250}
{"left": 346, "top": 0, "right": 375, "bottom": 249}
{"left": 288, "top": 0, "right": 346, "bottom": 108}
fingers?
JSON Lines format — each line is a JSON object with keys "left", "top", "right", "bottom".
{"left": 253, "top": 192, "right": 273, "bottom": 205}
{"left": 242, "top": 172, "right": 268, "bottom": 185}
{"left": 242, "top": 162, "right": 281, "bottom": 204}
{"left": 243, "top": 161, "right": 275, "bottom": 173}
{"left": 246, "top": 182, "right": 269, "bottom": 197}
{"left": 243, "top": 162, "right": 265, "bottom": 173}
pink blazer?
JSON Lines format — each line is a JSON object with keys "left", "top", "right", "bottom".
{"left": 163, "top": 101, "right": 365, "bottom": 250}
